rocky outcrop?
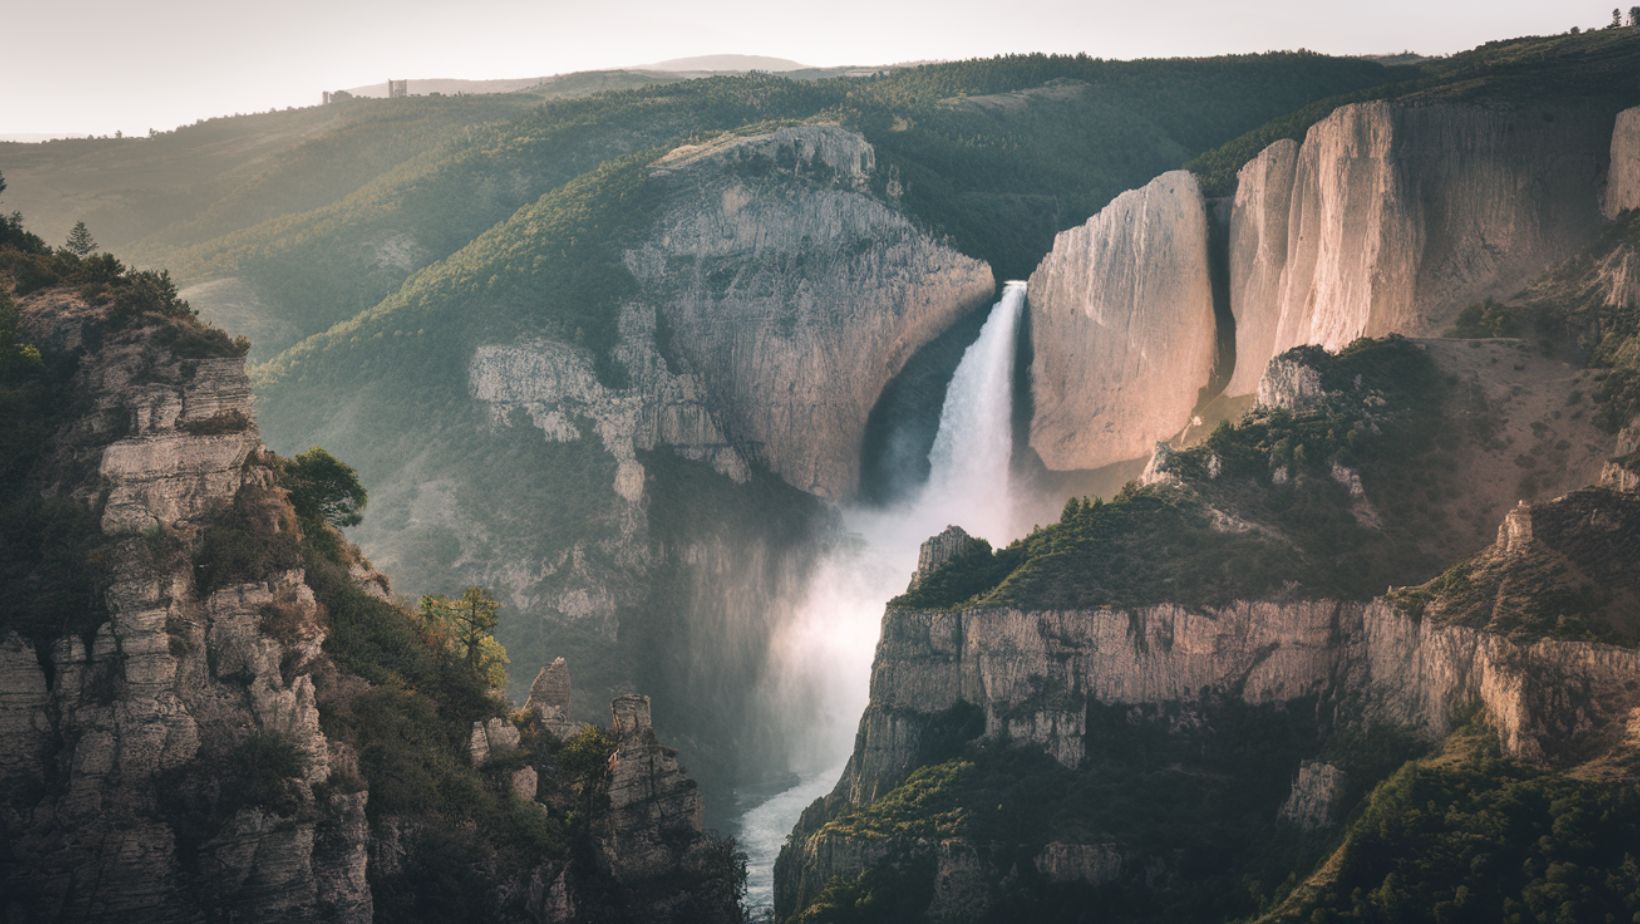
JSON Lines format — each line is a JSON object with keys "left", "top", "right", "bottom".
{"left": 470, "top": 304, "right": 752, "bottom": 506}
{"left": 781, "top": 495, "right": 1640, "bottom": 916}
{"left": 1254, "top": 351, "right": 1328, "bottom": 412}
{"left": 469, "top": 716, "right": 523, "bottom": 766}
{"left": 1606, "top": 106, "right": 1640, "bottom": 219}
{"left": 627, "top": 124, "right": 996, "bottom": 498}
{"left": 1226, "top": 101, "right": 1612, "bottom": 394}
{"left": 1278, "top": 761, "right": 1346, "bottom": 831}
{"left": 593, "top": 693, "right": 735, "bottom": 920}
{"left": 1026, "top": 170, "right": 1218, "bottom": 471}
{"left": 908, "top": 525, "right": 981, "bottom": 590}
{"left": 449, "top": 124, "right": 989, "bottom": 774}
{"left": 526, "top": 657, "right": 583, "bottom": 738}
{"left": 0, "top": 294, "right": 371, "bottom": 922}
{"left": 2, "top": 287, "right": 750, "bottom": 923}
{"left": 1601, "top": 423, "right": 1640, "bottom": 492}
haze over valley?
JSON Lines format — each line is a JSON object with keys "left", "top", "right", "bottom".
{"left": 4, "top": 4, "right": 1640, "bottom": 923}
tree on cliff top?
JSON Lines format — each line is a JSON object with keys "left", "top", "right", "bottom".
{"left": 64, "top": 221, "right": 96, "bottom": 257}
{"left": 419, "top": 586, "right": 508, "bottom": 686}
{"left": 283, "top": 447, "right": 367, "bottom": 527}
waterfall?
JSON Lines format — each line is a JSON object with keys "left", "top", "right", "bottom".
{"left": 737, "top": 282, "right": 1027, "bottom": 914}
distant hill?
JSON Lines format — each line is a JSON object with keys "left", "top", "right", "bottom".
{"left": 646, "top": 54, "right": 810, "bottom": 72}
{"left": 337, "top": 76, "right": 553, "bottom": 97}
{"left": 337, "top": 69, "right": 683, "bottom": 99}
{"left": 332, "top": 56, "right": 819, "bottom": 100}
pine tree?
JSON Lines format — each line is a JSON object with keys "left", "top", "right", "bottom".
{"left": 64, "top": 221, "right": 96, "bottom": 257}
{"left": 1629, "top": 6, "right": 1639, "bottom": 26}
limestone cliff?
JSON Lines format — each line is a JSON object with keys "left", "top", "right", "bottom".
{"left": 437, "top": 124, "right": 993, "bottom": 788}
{"left": 1225, "top": 101, "right": 1612, "bottom": 394}
{"left": 1030, "top": 98, "right": 1625, "bottom": 460}
{"left": 0, "top": 291, "right": 371, "bottom": 922}
{"left": 778, "top": 490, "right": 1640, "bottom": 919}
{"left": 625, "top": 123, "right": 996, "bottom": 498}
{"left": 1605, "top": 105, "right": 1640, "bottom": 218}
{"left": 1026, "top": 170, "right": 1218, "bottom": 471}
{"left": 0, "top": 279, "right": 743, "bottom": 922}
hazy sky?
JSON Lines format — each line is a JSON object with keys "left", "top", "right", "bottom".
{"left": 0, "top": 0, "right": 1604, "bottom": 136}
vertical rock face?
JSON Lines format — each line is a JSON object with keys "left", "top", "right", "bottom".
{"left": 1226, "top": 101, "right": 1612, "bottom": 394}
{"left": 1227, "top": 138, "right": 1300, "bottom": 396}
{"left": 1605, "top": 106, "right": 1640, "bottom": 219}
{"left": 780, "top": 497, "right": 1640, "bottom": 916}
{"left": 1, "top": 294, "right": 371, "bottom": 923}
{"left": 595, "top": 692, "right": 733, "bottom": 920}
{"left": 626, "top": 124, "right": 996, "bottom": 498}
{"left": 1026, "top": 170, "right": 1218, "bottom": 471}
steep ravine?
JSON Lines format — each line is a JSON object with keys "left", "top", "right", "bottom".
{"left": 256, "top": 124, "right": 996, "bottom": 800}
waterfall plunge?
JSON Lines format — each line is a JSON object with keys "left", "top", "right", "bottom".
{"left": 739, "top": 282, "right": 1028, "bottom": 912}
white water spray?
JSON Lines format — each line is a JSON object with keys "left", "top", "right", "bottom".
{"left": 738, "top": 282, "right": 1028, "bottom": 913}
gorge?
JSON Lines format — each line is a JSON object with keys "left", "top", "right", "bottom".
{"left": 739, "top": 282, "right": 1028, "bottom": 913}
{"left": 4, "top": 23, "right": 1640, "bottom": 924}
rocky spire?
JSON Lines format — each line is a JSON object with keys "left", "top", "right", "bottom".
{"left": 525, "top": 656, "right": 579, "bottom": 738}
{"left": 598, "top": 692, "right": 710, "bottom": 895}
{"left": 908, "top": 525, "right": 981, "bottom": 590}
{"left": 1496, "top": 500, "right": 1535, "bottom": 554}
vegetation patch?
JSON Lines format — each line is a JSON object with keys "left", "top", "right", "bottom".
{"left": 1390, "top": 488, "right": 1640, "bottom": 645}
{"left": 1263, "top": 724, "right": 1640, "bottom": 923}
{"left": 896, "top": 337, "right": 1453, "bottom": 611}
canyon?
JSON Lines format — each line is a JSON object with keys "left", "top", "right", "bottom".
{"left": 5, "top": 29, "right": 1640, "bottom": 924}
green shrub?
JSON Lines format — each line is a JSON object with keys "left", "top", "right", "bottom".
{"left": 220, "top": 731, "right": 307, "bottom": 815}
{"left": 282, "top": 446, "right": 368, "bottom": 528}
{"left": 194, "top": 504, "right": 302, "bottom": 593}
{"left": 1270, "top": 726, "right": 1640, "bottom": 923}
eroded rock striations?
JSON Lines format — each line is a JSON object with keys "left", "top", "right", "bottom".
{"left": 778, "top": 487, "right": 1640, "bottom": 919}
{"left": 1225, "top": 101, "right": 1613, "bottom": 394}
{"left": 1026, "top": 170, "right": 1218, "bottom": 471}
{"left": 1605, "top": 105, "right": 1640, "bottom": 219}
{"left": 625, "top": 124, "right": 996, "bottom": 498}
{"left": 1027, "top": 100, "right": 1627, "bottom": 468}
{"left": 0, "top": 288, "right": 740, "bottom": 923}
{"left": 1, "top": 293, "right": 371, "bottom": 922}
